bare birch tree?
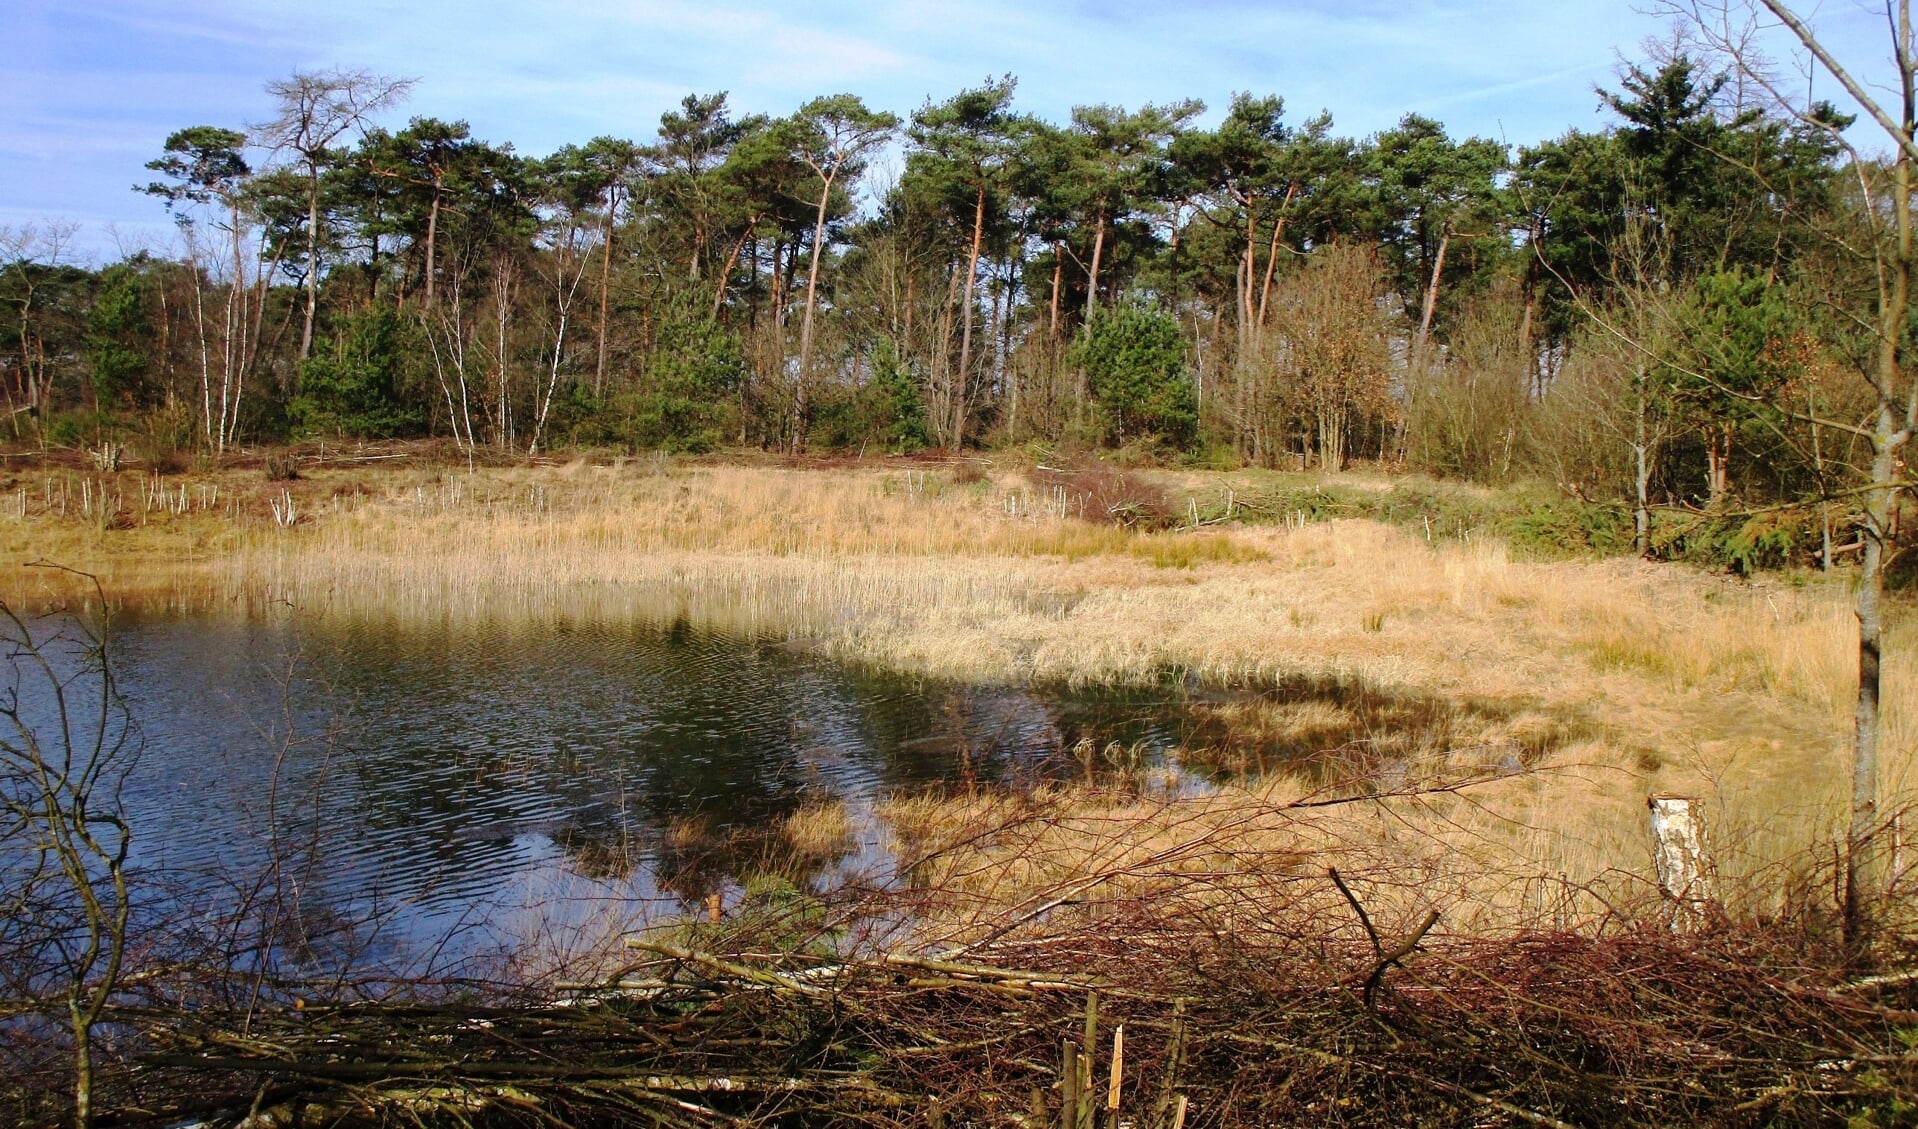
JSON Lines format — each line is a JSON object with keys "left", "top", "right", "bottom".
{"left": 525, "top": 174, "right": 598, "bottom": 457}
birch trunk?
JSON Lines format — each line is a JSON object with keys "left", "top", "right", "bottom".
{"left": 1649, "top": 795, "right": 1713, "bottom": 932}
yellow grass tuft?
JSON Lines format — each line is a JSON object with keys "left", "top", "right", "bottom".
{"left": 777, "top": 800, "right": 855, "bottom": 859}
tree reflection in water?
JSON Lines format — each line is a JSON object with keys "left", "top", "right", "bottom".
{"left": 106, "top": 610, "right": 1209, "bottom": 967}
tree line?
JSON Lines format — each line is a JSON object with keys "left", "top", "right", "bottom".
{"left": 0, "top": 57, "right": 1908, "bottom": 550}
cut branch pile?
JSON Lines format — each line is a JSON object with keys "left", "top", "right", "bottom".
{"left": 72, "top": 916, "right": 1918, "bottom": 1127}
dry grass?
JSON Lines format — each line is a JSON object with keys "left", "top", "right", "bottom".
{"left": 777, "top": 800, "right": 855, "bottom": 859}
{"left": 1, "top": 456, "right": 1910, "bottom": 934}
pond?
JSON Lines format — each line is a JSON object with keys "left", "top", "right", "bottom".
{"left": 101, "top": 611, "right": 1209, "bottom": 969}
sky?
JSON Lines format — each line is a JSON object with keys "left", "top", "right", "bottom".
{"left": 1, "top": 0, "right": 1903, "bottom": 261}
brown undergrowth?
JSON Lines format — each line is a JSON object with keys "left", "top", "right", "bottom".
{"left": 31, "top": 839, "right": 1917, "bottom": 1128}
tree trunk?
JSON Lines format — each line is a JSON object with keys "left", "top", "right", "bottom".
{"left": 713, "top": 221, "right": 758, "bottom": 321}
{"left": 769, "top": 239, "right": 786, "bottom": 326}
{"left": 72, "top": 1018, "right": 92, "bottom": 1129}
{"left": 1048, "top": 244, "right": 1063, "bottom": 336}
{"left": 14, "top": 282, "right": 33, "bottom": 409}
{"left": 221, "top": 205, "right": 245, "bottom": 455}
{"left": 1316, "top": 404, "right": 1338, "bottom": 472}
{"left": 1849, "top": 422, "right": 1896, "bottom": 955}
{"left": 529, "top": 304, "right": 568, "bottom": 456}
{"left": 299, "top": 167, "right": 320, "bottom": 369}
{"left": 1085, "top": 211, "right": 1107, "bottom": 318}
{"left": 595, "top": 204, "right": 616, "bottom": 396}
{"left": 189, "top": 260, "right": 213, "bottom": 449}
{"left": 930, "top": 260, "right": 963, "bottom": 448}
{"left": 492, "top": 254, "right": 516, "bottom": 449}
{"left": 951, "top": 183, "right": 987, "bottom": 450}
{"left": 1705, "top": 424, "right": 1732, "bottom": 507}
{"left": 1233, "top": 318, "right": 1252, "bottom": 460}
{"left": 157, "top": 271, "right": 174, "bottom": 411}
{"left": 1000, "top": 254, "right": 1019, "bottom": 372}
{"left": 1416, "top": 227, "right": 1451, "bottom": 352}
{"left": 1517, "top": 293, "right": 1536, "bottom": 377}
{"left": 1633, "top": 369, "right": 1653, "bottom": 558}
{"left": 1257, "top": 183, "right": 1299, "bottom": 326}
{"left": 424, "top": 180, "right": 442, "bottom": 310}
{"left": 1008, "top": 304, "right": 1022, "bottom": 443}
{"left": 1845, "top": 114, "right": 1912, "bottom": 957}
{"left": 795, "top": 180, "right": 836, "bottom": 454}
{"left": 1240, "top": 204, "right": 1257, "bottom": 358}
{"left": 233, "top": 235, "right": 283, "bottom": 451}
{"left": 903, "top": 263, "right": 915, "bottom": 345}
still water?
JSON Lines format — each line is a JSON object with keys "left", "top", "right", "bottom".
{"left": 107, "top": 612, "right": 1197, "bottom": 966}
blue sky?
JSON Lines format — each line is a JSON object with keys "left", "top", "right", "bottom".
{"left": 2, "top": 0, "right": 1900, "bottom": 260}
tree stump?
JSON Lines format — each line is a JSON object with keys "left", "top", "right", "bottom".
{"left": 1648, "top": 794, "right": 1713, "bottom": 931}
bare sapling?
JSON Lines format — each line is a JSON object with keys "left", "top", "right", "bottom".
{"left": 0, "top": 567, "right": 134, "bottom": 1129}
